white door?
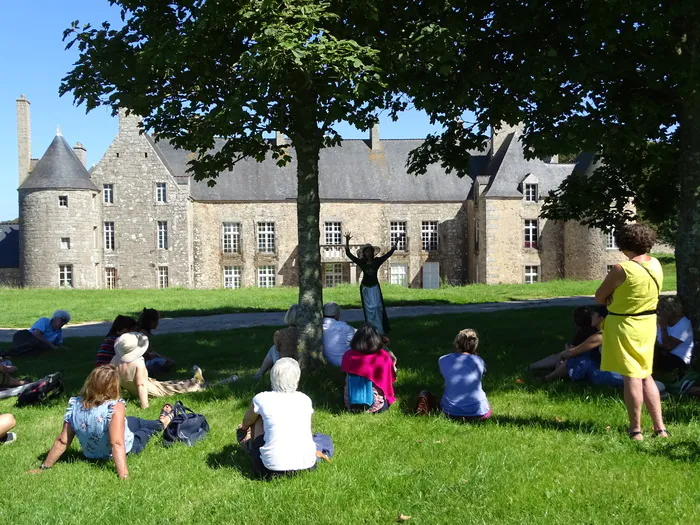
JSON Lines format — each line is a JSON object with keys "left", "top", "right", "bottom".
{"left": 423, "top": 262, "right": 440, "bottom": 289}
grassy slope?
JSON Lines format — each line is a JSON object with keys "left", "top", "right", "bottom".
{"left": 1, "top": 308, "right": 698, "bottom": 524}
{"left": 0, "top": 253, "right": 677, "bottom": 327}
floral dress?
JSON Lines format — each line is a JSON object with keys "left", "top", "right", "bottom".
{"left": 64, "top": 396, "right": 134, "bottom": 459}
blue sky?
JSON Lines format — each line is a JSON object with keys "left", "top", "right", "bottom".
{"left": 0, "top": 1, "right": 446, "bottom": 222}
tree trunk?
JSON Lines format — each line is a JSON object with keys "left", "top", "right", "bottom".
{"left": 675, "top": 19, "right": 700, "bottom": 351}
{"left": 293, "top": 134, "right": 324, "bottom": 369}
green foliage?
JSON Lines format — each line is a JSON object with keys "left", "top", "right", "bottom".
{"left": 2, "top": 310, "right": 700, "bottom": 524}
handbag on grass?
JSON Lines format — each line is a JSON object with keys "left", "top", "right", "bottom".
{"left": 163, "top": 401, "right": 209, "bottom": 447}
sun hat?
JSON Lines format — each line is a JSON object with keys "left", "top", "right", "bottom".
{"left": 323, "top": 302, "right": 341, "bottom": 318}
{"left": 114, "top": 332, "right": 150, "bottom": 364}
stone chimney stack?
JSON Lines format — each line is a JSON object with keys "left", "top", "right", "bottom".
{"left": 118, "top": 107, "right": 142, "bottom": 134}
{"left": 369, "top": 122, "right": 381, "bottom": 150}
{"left": 491, "top": 122, "right": 524, "bottom": 156}
{"left": 275, "top": 131, "right": 286, "bottom": 146}
{"left": 16, "top": 94, "right": 31, "bottom": 186}
{"left": 73, "top": 142, "right": 87, "bottom": 166}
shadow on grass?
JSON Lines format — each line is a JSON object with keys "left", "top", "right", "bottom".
{"left": 641, "top": 440, "right": 700, "bottom": 463}
{"left": 206, "top": 443, "right": 256, "bottom": 479}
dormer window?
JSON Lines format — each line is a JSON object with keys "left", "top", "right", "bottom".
{"left": 524, "top": 183, "right": 538, "bottom": 202}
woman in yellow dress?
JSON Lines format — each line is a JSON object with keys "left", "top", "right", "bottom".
{"left": 595, "top": 224, "right": 667, "bottom": 440}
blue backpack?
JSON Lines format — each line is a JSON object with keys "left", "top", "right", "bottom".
{"left": 346, "top": 374, "right": 374, "bottom": 408}
{"left": 162, "top": 401, "right": 209, "bottom": 447}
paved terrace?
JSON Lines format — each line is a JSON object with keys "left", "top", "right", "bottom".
{"left": 0, "top": 296, "right": 599, "bottom": 343}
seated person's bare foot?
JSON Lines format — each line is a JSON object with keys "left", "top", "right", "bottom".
{"left": 158, "top": 404, "right": 175, "bottom": 428}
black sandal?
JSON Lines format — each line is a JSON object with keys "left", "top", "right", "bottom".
{"left": 628, "top": 431, "right": 643, "bottom": 440}
{"left": 653, "top": 428, "right": 670, "bottom": 438}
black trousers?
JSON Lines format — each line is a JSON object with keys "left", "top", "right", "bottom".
{"left": 8, "top": 330, "right": 52, "bottom": 357}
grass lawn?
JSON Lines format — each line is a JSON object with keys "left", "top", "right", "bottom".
{"left": 1, "top": 308, "right": 698, "bottom": 524}
{"left": 0, "top": 253, "right": 677, "bottom": 327}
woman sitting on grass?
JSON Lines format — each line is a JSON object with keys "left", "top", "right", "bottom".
{"left": 254, "top": 305, "right": 300, "bottom": 380}
{"left": 341, "top": 324, "right": 397, "bottom": 413}
{"left": 36, "top": 366, "right": 174, "bottom": 479}
{"left": 655, "top": 295, "right": 694, "bottom": 376}
{"left": 9, "top": 310, "right": 71, "bottom": 357}
{"left": 0, "top": 413, "right": 17, "bottom": 445}
{"left": 0, "top": 358, "right": 30, "bottom": 389}
{"left": 137, "top": 308, "right": 175, "bottom": 375}
{"left": 531, "top": 306, "right": 623, "bottom": 386}
{"left": 416, "top": 329, "right": 491, "bottom": 421}
{"left": 237, "top": 358, "right": 319, "bottom": 480}
{"left": 95, "top": 315, "right": 138, "bottom": 366}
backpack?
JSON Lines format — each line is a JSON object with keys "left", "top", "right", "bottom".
{"left": 346, "top": 374, "right": 375, "bottom": 409}
{"left": 162, "top": 401, "right": 209, "bottom": 447}
{"left": 16, "top": 372, "right": 63, "bottom": 407}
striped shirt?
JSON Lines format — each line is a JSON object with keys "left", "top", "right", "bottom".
{"left": 95, "top": 335, "right": 117, "bottom": 367}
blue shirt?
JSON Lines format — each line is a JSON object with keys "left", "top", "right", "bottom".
{"left": 30, "top": 317, "right": 63, "bottom": 345}
{"left": 64, "top": 397, "right": 134, "bottom": 459}
{"left": 439, "top": 353, "right": 490, "bottom": 417}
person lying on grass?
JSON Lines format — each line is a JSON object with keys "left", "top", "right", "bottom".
{"left": 415, "top": 329, "right": 492, "bottom": 421}
{"left": 237, "top": 358, "right": 319, "bottom": 480}
{"left": 95, "top": 315, "right": 138, "bottom": 367}
{"left": 254, "top": 304, "right": 300, "bottom": 380}
{"left": 9, "top": 310, "right": 71, "bottom": 357}
{"left": 530, "top": 306, "right": 623, "bottom": 386}
{"left": 137, "top": 308, "right": 175, "bottom": 376}
{"left": 341, "top": 324, "right": 397, "bottom": 414}
{"left": 33, "top": 365, "right": 174, "bottom": 479}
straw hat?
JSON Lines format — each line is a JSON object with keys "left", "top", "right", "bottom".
{"left": 114, "top": 332, "right": 150, "bottom": 364}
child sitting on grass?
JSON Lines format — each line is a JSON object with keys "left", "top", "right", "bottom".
{"left": 95, "top": 315, "right": 138, "bottom": 366}
{"left": 416, "top": 328, "right": 491, "bottom": 421}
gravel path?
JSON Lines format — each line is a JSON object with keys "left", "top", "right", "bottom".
{"left": 0, "top": 296, "right": 597, "bottom": 343}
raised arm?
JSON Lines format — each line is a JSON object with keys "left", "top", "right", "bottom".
{"left": 375, "top": 246, "right": 397, "bottom": 266}
{"left": 344, "top": 232, "right": 362, "bottom": 264}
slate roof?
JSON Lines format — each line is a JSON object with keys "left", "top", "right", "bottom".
{"left": 483, "top": 131, "right": 576, "bottom": 198}
{"left": 152, "top": 138, "right": 487, "bottom": 202}
{"left": 0, "top": 223, "right": 19, "bottom": 268}
{"left": 18, "top": 134, "right": 98, "bottom": 191}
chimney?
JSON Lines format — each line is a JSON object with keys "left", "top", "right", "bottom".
{"left": 491, "top": 121, "right": 524, "bottom": 156}
{"left": 118, "top": 107, "right": 143, "bottom": 134}
{"left": 16, "top": 94, "right": 31, "bottom": 186}
{"left": 73, "top": 142, "right": 87, "bottom": 166}
{"left": 275, "top": 131, "right": 286, "bottom": 146}
{"left": 369, "top": 122, "right": 381, "bottom": 150}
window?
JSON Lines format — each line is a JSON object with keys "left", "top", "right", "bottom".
{"left": 324, "top": 263, "right": 344, "bottom": 288}
{"left": 390, "top": 263, "right": 409, "bottom": 287}
{"left": 257, "top": 222, "right": 275, "bottom": 253}
{"left": 59, "top": 265, "right": 73, "bottom": 287}
{"left": 158, "top": 266, "right": 169, "bottom": 289}
{"left": 421, "top": 221, "right": 439, "bottom": 251}
{"left": 60, "top": 237, "right": 70, "bottom": 250}
{"left": 606, "top": 229, "right": 617, "bottom": 250}
{"left": 58, "top": 195, "right": 68, "bottom": 208}
{"left": 104, "top": 222, "right": 115, "bottom": 251}
{"left": 156, "top": 182, "right": 167, "bottom": 203}
{"left": 224, "top": 266, "right": 242, "bottom": 289}
{"left": 105, "top": 268, "right": 117, "bottom": 289}
{"left": 324, "top": 221, "right": 342, "bottom": 245}
{"left": 390, "top": 221, "right": 407, "bottom": 251}
{"left": 258, "top": 266, "right": 276, "bottom": 288}
{"left": 524, "top": 265, "right": 539, "bottom": 284}
{"left": 524, "top": 183, "right": 538, "bottom": 202}
{"left": 103, "top": 184, "right": 114, "bottom": 204}
{"left": 157, "top": 221, "right": 168, "bottom": 250}
{"left": 524, "top": 220, "right": 539, "bottom": 248}
{"left": 222, "top": 222, "right": 241, "bottom": 254}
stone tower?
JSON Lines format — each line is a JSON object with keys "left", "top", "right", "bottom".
{"left": 18, "top": 123, "right": 102, "bottom": 288}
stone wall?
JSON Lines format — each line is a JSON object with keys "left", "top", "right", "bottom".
{"left": 0, "top": 268, "right": 20, "bottom": 287}
{"left": 564, "top": 223, "right": 626, "bottom": 280}
{"left": 192, "top": 200, "right": 468, "bottom": 288}
{"left": 19, "top": 189, "right": 101, "bottom": 288}
{"left": 88, "top": 112, "right": 192, "bottom": 289}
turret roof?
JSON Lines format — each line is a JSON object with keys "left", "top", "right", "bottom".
{"left": 18, "top": 134, "right": 98, "bottom": 191}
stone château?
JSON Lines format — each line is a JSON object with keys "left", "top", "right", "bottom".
{"left": 0, "top": 95, "right": 624, "bottom": 289}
